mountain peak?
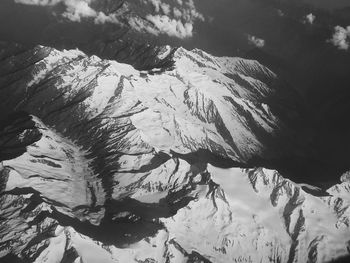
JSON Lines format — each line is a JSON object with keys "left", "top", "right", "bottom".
{"left": 0, "top": 42, "right": 349, "bottom": 262}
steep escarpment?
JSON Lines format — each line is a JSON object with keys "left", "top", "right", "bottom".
{"left": 0, "top": 42, "right": 349, "bottom": 262}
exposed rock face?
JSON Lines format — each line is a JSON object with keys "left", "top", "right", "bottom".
{"left": 0, "top": 42, "right": 349, "bottom": 262}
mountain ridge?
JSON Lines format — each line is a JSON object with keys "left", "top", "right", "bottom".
{"left": 0, "top": 42, "right": 349, "bottom": 262}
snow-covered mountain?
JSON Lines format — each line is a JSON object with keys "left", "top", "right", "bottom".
{"left": 0, "top": 42, "right": 349, "bottom": 262}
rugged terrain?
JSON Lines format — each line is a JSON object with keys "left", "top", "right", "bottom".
{"left": 0, "top": 42, "right": 349, "bottom": 262}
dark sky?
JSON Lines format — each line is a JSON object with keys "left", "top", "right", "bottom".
{"left": 1, "top": 0, "right": 349, "bottom": 59}
{"left": 302, "top": 0, "right": 350, "bottom": 9}
{"left": 188, "top": 0, "right": 350, "bottom": 55}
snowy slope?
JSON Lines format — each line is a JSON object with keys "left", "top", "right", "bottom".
{"left": 0, "top": 43, "right": 349, "bottom": 262}
{"left": 162, "top": 166, "right": 350, "bottom": 263}
{"left": 3, "top": 165, "right": 348, "bottom": 263}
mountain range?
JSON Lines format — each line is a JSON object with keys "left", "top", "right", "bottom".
{"left": 0, "top": 40, "right": 349, "bottom": 262}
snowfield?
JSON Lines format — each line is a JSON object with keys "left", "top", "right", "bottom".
{"left": 0, "top": 42, "right": 349, "bottom": 262}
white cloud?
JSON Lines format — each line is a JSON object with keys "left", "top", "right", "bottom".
{"left": 94, "top": 11, "right": 119, "bottom": 25}
{"left": 173, "top": 7, "right": 182, "bottom": 19}
{"left": 147, "top": 0, "right": 176, "bottom": 16}
{"left": 247, "top": 35, "right": 265, "bottom": 48}
{"left": 141, "top": 0, "right": 204, "bottom": 38}
{"left": 277, "top": 9, "right": 284, "bottom": 17}
{"left": 15, "top": 0, "right": 61, "bottom": 5}
{"left": 15, "top": 0, "right": 61, "bottom": 6}
{"left": 148, "top": 0, "right": 161, "bottom": 12}
{"left": 183, "top": 0, "right": 204, "bottom": 21}
{"left": 62, "top": 0, "right": 97, "bottom": 22}
{"left": 15, "top": 0, "right": 204, "bottom": 39}
{"left": 176, "top": 0, "right": 183, "bottom": 5}
{"left": 328, "top": 25, "right": 350, "bottom": 50}
{"left": 15, "top": 0, "right": 112, "bottom": 22}
{"left": 304, "top": 13, "right": 316, "bottom": 24}
{"left": 145, "top": 14, "right": 193, "bottom": 38}
{"left": 160, "top": 3, "right": 171, "bottom": 15}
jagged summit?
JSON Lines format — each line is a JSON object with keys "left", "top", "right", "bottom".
{"left": 0, "top": 42, "right": 301, "bottom": 159}
{"left": 0, "top": 42, "right": 349, "bottom": 262}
